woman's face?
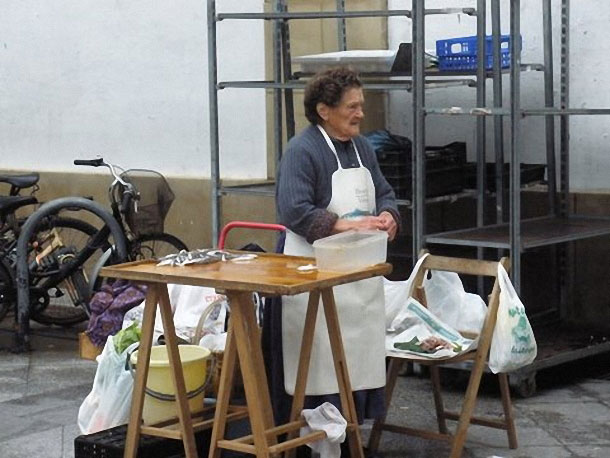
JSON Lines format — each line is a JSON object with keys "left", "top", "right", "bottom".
{"left": 317, "top": 86, "right": 365, "bottom": 141}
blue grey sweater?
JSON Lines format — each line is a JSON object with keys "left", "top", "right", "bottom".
{"left": 276, "top": 124, "right": 401, "bottom": 244}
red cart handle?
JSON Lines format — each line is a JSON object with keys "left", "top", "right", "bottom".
{"left": 218, "top": 221, "right": 286, "bottom": 249}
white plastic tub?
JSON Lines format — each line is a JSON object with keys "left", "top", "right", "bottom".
{"left": 313, "top": 230, "right": 388, "bottom": 272}
{"left": 293, "top": 50, "right": 397, "bottom": 73}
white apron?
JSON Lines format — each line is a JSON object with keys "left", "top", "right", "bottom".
{"left": 282, "top": 125, "right": 386, "bottom": 395}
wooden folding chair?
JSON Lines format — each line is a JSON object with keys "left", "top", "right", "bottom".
{"left": 368, "top": 254, "right": 518, "bottom": 458}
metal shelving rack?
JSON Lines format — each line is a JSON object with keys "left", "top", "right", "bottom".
{"left": 411, "top": 0, "right": 610, "bottom": 392}
{"left": 207, "top": 0, "right": 610, "bottom": 392}
{"left": 207, "top": 0, "right": 480, "bottom": 245}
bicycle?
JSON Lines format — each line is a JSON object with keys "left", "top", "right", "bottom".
{"left": 72, "top": 158, "right": 188, "bottom": 292}
{"left": 11, "top": 158, "right": 188, "bottom": 344}
{"left": 1, "top": 173, "right": 103, "bottom": 324}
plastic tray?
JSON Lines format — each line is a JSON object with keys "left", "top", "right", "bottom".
{"left": 293, "top": 50, "right": 396, "bottom": 73}
{"left": 313, "top": 230, "right": 388, "bottom": 271}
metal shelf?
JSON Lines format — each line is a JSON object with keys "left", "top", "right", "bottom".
{"left": 425, "top": 215, "right": 610, "bottom": 250}
{"left": 292, "top": 64, "right": 542, "bottom": 82}
{"left": 423, "top": 62, "right": 544, "bottom": 77}
{"left": 396, "top": 190, "right": 477, "bottom": 208}
{"left": 220, "top": 182, "right": 276, "bottom": 197}
{"left": 215, "top": 8, "right": 475, "bottom": 21}
{"left": 424, "top": 107, "right": 610, "bottom": 117}
{"left": 218, "top": 78, "right": 476, "bottom": 91}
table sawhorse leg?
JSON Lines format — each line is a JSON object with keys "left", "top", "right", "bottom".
{"left": 320, "top": 287, "right": 364, "bottom": 458}
{"left": 208, "top": 317, "right": 238, "bottom": 458}
{"left": 209, "top": 290, "right": 277, "bottom": 458}
{"left": 285, "top": 290, "right": 320, "bottom": 458}
{"left": 123, "top": 283, "right": 199, "bottom": 458}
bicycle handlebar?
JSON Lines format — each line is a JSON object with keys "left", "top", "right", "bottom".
{"left": 74, "top": 157, "right": 132, "bottom": 190}
{"left": 74, "top": 158, "right": 104, "bottom": 167}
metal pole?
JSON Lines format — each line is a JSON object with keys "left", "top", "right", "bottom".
{"left": 280, "top": 0, "right": 295, "bottom": 141}
{"left": 476, "top": 0, "right": 486, "bottom": 292}
{"left": 336, "top": 0, "right": 347, "bottom": 51}
{"left": 475, "top": 0, "right": 487, "bottom": 229}
{"left": 491, "top": 0, "right": 504, "bottom": 224}
{"left": 559, "top": 0, "right": 572, "bottom": 318}
{"left": 273, "top": 1, "right": 284, "bottom": 170}
{"left": 510, "top": 0, "right": 522, "bottom": 292}
{"left": 412, "top": 0, "right": 425, "bottom": 259}
{"left": 543, "top": 0, "right": 557, "bottom": 214}
{"left": 207, "top": 0, "right": 221, "bottom": 246}
{"left": 560, "top": 0, "right": 570, "bottom": 217}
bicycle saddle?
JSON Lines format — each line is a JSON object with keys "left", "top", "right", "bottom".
{"left": 0, "top": 195, "right": 38, "bottom": 215}
{"left": 0, "top": 173, "right": 40, "bottom": 189}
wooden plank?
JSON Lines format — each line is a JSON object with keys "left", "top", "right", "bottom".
{"left": 100, "top": 253, "right": 391, "bottom": 296}
{"left": 443, "top": 411, "right": 509, "bottom": 429}
{"left": 381, "top": 424, "right": 451, "bottom": 442}
{"left": 209, "top": 320, "right": 238, "bottom": 458}
{"left": 78, "top": 332, "right": 102, "bottom": 361}
{"left": 123, "top": 285, "right": 158, "bottom": 458}
{"left": 225, "top": 419, "right": 307, "bottom": 445}
{"left": 423, "top": 255, "right": 500, "bottom": 277}
{"left": 217, "top": 439, "right": 257, "bottom": 454}
{"left": 157, "top": 285, "right": 198, "bottom": 458}
{"left": 229, "top": 291, "right": 272, "bottom": 457}
{"left": 268, "top": 431, "right": 328, "bottom": 455}
{"left": 286, "top": 290, "right": 320, "bottom": 457}
{"left": 320, "top": 288, "right": 364, "bottom": 458}
{"left": 139, "top": 426, "right": 182, "bottom": 439}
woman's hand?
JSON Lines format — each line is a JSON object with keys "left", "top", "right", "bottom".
{"left": 332, "top": 216, "right": 384, "bottom": 234}
{"left": 378, "top": 211, "right": 397, "bottom": 241}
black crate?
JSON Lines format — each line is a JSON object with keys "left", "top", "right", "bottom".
{"left": 74, "top": 424, "right": 211, "bottom": 458}
{"left": 377, "top": 141, "right": 466, "bottom": 169}
{"left": 463, "top": 163, "right": 546, "bottom": 191}
{"left": 390, "top": 166, "right": 464, "bottom": 200}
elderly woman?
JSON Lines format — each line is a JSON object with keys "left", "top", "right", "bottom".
{"left": 263, "top": 67, "right": 400, "bottom": 456}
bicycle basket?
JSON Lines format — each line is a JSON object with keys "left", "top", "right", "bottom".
{"left": 116, "top": 169, "right": 175, "bottom": 236}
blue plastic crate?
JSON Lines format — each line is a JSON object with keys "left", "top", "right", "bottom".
{"left": 436, "top": 35, "right": 517, "bottom": 71}
{"left": 438, "top": 53, "right": 511, "bottom": 71}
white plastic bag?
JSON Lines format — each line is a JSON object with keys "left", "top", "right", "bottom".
{"left": 385, "top": 254, "right": 429, "bottom": 331}
{"left": 488, "top": 265, "right": 537, "bottom": 374}
{"left": 387, "top": 297, "right": 478, "bottom": 360}
{"left": 424, "top": 270, "right": 488, "bottom": 334}
{"left": 77, "top": 335, "right": 137, "bottom": 434}
{"left": 170, "top": 284, "right": 227, "bottom": 342}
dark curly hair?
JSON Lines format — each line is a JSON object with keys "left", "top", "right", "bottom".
{"left": 303, "top": 66, "right": 362, "bottom": 125}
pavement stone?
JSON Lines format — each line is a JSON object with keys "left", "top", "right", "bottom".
{"left": 1, "top": 322, "right": 610, "bottom": 458}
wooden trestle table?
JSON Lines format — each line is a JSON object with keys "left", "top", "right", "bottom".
{"left": 101, "top": 252, "right": 391, "bottom": 458}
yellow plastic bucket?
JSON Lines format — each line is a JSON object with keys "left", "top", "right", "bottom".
{"left": 130, "top": 345, "right": 211, "bottom": 425}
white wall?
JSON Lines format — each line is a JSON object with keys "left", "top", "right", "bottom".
{"left": 0, "top": 0, "right": 267, "bottom": 179}
{"left": 388, "top": 0, "right": 610, "bottom": 191}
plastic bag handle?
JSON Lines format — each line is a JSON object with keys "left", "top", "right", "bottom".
{"left": 406, "top": 253, "right": 430, "bottom": 298}
{"left": 193, "top": 297, "right": 228, "bottom": 344}
{"left": 497, "top": 264, "right": 517, "bottom": 300}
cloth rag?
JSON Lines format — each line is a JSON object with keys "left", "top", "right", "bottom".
{"left": 299, "top": 402, "right": 347, "bottom": 458}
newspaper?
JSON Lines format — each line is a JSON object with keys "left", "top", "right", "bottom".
{"left": 386, "top": 297, "right": 478, "bottom": 360}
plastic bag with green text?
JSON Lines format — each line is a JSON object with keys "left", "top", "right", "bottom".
{"left": 488, "top": 264, "right": 537, "bottom": 374}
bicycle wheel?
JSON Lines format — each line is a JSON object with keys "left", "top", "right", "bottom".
{"left": 29, "top": 216, "right": 111, "bottom": 326}
{"left": 0, "top": 260, "right": 14, "bottom": 322}
{"left": 131, "top": 233, "right": 187, "bottom": 260}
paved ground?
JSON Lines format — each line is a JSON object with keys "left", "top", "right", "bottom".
{"left": 1, "top": 321, "right": 609, "bottom": 458}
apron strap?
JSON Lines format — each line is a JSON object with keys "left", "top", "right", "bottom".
{"left": 316, "top": 125, "right": 364, "bottom": 169}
